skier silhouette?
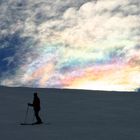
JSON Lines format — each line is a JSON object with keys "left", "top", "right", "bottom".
{"left": 28, "top": 92, "right": 42, "bottom": 124}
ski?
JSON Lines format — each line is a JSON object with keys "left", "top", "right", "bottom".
{"left": 20, "top": 122, "right": 51, "bottom": 125}
{"left": 20, "top": 123, "right": 34, "bottom": 125}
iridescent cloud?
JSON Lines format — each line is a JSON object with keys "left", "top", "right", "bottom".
{"left": 0, "top": 0, "right": 140, "bottom": 91}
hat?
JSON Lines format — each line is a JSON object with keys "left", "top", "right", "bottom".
{"left": 34, "top": 92, "right": 37, "bottom": 96}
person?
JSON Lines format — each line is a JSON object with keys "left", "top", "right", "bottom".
{"left": 28, "top": 92, "right": 42, "bottom": 124}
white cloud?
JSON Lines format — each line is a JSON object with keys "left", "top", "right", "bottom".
{"left": 0, "top": 0, "right": 140, "bottom": 90}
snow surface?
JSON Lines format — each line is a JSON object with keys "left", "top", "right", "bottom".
{"left": 0, "top": 86, "right": 140, "bottom": 140}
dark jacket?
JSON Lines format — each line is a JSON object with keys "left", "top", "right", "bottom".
{"left": 29, "top": 96, "right": 40, "bottom": 111}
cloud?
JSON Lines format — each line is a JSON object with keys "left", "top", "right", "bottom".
{"left": 0, "top": 0, "right": 140, "bottom": 91}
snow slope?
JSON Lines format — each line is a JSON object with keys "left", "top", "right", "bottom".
{"left": 0, "top": 86, "right": 140, "bottom": 140}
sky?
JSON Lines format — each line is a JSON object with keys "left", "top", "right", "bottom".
{"left": 0, "top": 0, "right": 140, "bottom": 91}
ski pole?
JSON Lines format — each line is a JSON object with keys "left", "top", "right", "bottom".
{"left": 32, "top": 112, "right": 35, "bottom": 123}
{"left": 24, "top": 105, "right": 29, "bottom": 123}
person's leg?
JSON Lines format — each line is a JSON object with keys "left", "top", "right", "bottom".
{"left": 35, "top": 110, "right": 42, "bottom": 123}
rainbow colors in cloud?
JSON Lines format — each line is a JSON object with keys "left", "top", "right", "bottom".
{"left": 0, "top": 0, "right": 140, "bottom": 91}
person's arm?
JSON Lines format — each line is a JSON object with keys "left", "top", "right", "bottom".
{"left": 28, "top": 103, "right": 33, "bottom": 106}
